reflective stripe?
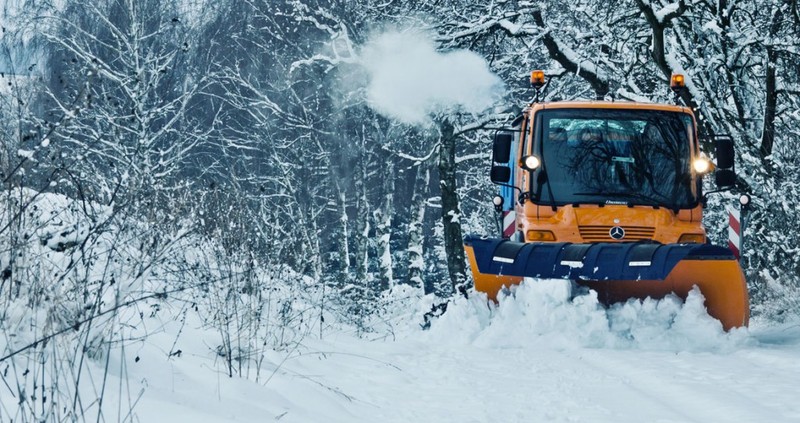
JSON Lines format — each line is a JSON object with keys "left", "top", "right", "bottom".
{"left": 493, "top": 256, "right": 515, "bottom": 264}
{"left": 560, "top": 260, "right": 584, "bottom": 268}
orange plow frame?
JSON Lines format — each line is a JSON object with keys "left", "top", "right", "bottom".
{"left": 466, "top": 245, "right": 749, "bottom": 331}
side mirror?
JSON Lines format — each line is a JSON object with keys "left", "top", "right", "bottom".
{"left": 715, "top": 135, "right": 735, "bottom": 169}
{"left": 490, "top": 166, "right": 511, "bottom": 184}
{"left": 493, "top": 133, "right": 513, "bottom": 163}
{"left": 714, "top": 135, "right": 736, "bottom": 188}
{"left": 715, "top": 169, "right": 736, "bottom": 187}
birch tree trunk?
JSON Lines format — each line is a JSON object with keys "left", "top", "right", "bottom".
{"left": 353, "top": 141, "right": 370, "bottom": 284}
{"left": 406, "top": 165, "right": 429, "bottom": 291}
{"left": 374, "top": 159, "right": 394, "bottom": 291}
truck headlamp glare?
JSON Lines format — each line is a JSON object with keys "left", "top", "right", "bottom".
{"left": 522, "top": 155, "right": 541, "bottom": 171}
{"left": 693, "top": 157, "right": 711, "bottom": 174}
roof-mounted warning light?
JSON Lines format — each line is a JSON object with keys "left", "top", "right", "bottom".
{"left": 670, "top": 73, "right": 686, "bottom": 94}
{"left": 530, "top": 70, "right": 546, "bottom": 103}
{"left": 530, "top": 70, "right": 546, "bottom": 89}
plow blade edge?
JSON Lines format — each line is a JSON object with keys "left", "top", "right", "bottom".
{"left": 464, "top": 235, "right": 749, "bottom": 330}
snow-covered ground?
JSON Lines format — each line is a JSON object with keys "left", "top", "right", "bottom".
{"left": 113, "top": 283, "right": 800, "bottom": 422}
{"left": 2, "top": 190, "right": 798, "bottom": 422}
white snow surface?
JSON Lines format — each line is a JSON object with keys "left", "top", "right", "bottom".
{"left": 1, "top": 191, "right": 798, "bottom": 422}
{"left": 40, "top": 281, "right": 800, "bottom": 423}
{"left": 360, "top": 31, "right": 504, "bottom": 125}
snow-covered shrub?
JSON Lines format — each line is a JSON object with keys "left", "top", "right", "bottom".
{"left": 0, "top": 188, "right": 182, "bottom": 421}
{"left": 0, "top": 186, "right": 328, "bottom": 420}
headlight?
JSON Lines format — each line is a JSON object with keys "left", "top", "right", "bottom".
{"left": 522, "top": 155, "right": 541, "bottom": 171}
{"left": 693, "top": 157, "right": 711, "bottom": 174}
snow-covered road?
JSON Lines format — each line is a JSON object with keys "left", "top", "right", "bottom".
{"left": 130, "top": 281, "right": 800, "bottom": 423}
{"left": 254, "top": 331, "right": 800, "bottom": 422}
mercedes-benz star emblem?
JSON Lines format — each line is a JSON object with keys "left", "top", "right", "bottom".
{"left": 609, "top": 226, "right": 625, "bottom": 240}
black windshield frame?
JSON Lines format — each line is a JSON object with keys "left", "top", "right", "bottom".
{"left": 530, "top": 108, "right": 700, "bottom": 210}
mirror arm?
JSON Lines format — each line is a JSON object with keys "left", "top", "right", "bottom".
{"left": 701, "top": 186, "right": 733, "bottom": 206}
{"left": 492, "top": 182, "right": 526, "bottom": 205}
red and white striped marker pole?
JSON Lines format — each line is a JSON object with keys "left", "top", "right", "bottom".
{"left": 493, "top": 195, "right": 517, "bottom": 239}
{"left": 728, "top": 194, "right": 751, "bottom": 260}
{"left": 727, "top": 206, "right": 741, "bottom": 259}
{"left": 502, "top": 210, "right": 516, "bottom": 239}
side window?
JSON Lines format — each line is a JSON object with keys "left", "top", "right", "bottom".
{"left": 529, "top": 113, "right": 544, "bottom": 200}
{"left": 682, "top": 114, "right": 696, "bottom": 153}
{"left": 518, "top": 114, "right": 529, "bottom": 162}
{"left": 532, "top": 112, "right": 542, "bottom": 157}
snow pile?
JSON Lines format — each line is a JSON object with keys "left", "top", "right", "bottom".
{"left": 425, "top": 279, "right": 750, "bottom": 352}
{"left": 359, "top": 30, "right": 504, "bottom": 124}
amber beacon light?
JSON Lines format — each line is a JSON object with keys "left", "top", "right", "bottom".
{"left": 530, "top": 70, "right": 546, "bottom": 89}
{"left": 670, "top": 73, "right": 686, "bottom": 93}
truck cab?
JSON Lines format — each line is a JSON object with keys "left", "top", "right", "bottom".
{"left": 504, "top": 102, "right": 708, "bottom": 245}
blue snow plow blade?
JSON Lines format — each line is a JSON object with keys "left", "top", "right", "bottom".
{"left": 464, "top": 234, "right": 736, "bottom": 281}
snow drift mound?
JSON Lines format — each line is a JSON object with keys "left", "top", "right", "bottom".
{"left": 425, "top": 279, "right": 751, "bottom": 352}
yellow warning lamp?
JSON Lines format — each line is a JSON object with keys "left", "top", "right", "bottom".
{"left": 678, "top": 233, "right": 705, "bottom": 244}
{"left": 530, "top": 70, "right": 546, "bottom": 89}
{"left": 670, "top": 73, "right": 686, "bottom": 94}
{"left": 526, "top": 230, "right": 556, "bottom": 242}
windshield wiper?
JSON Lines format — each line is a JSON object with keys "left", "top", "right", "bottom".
{"left": 572, "top": 192, "right": 660, "bottom": 207}
{"left": 573, "top": 191, "right": 639, "bottom": 197}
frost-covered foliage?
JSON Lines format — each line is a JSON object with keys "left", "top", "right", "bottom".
{"left": 0, "top": 188, "right": 329, "bottom": 421}
{"left": 0, "top": 188, "right": 184, "bottom": 420}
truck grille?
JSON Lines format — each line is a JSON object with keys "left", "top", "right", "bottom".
{"left": 579, "top": 225, "right": 655, "bottom": 242}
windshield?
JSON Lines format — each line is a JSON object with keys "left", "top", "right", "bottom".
{"left": 533, "top": 108, "right": 698, "bottom": 209}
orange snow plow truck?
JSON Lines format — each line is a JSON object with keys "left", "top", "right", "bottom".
{"left": 465, "top": 72, "right": 749, "bottom": 330}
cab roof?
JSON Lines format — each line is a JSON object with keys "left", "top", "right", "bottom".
{"left": 530, "top": 101, "right": 693, "bottom": 115}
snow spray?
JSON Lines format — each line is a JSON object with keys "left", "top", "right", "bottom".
{"left": 359, "top": 30, "right": 504, "bottom": 125}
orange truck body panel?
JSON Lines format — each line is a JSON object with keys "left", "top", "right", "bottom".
{"left": 517, "top": 204, "right": 704, "bottom": 244}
